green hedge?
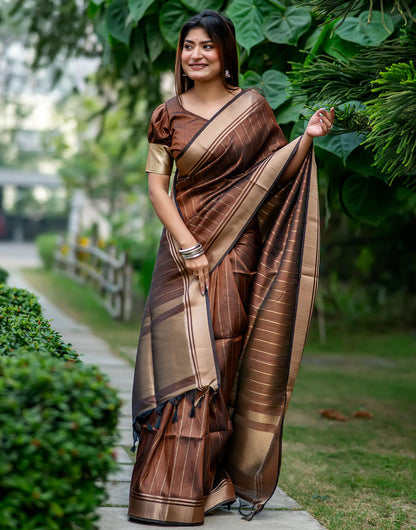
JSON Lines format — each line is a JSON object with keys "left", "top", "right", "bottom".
{"left": 0, "top": 350, "right": 121, "bottom": 530}
{"left": 0, "top": 284, "right": 122, "bottom": 529}
{"left": 0, "top": 285, "right": 78, "bottom": 361}
{"left": 36, "top": 232, "right": 59, "bottom": 270}
{"left": 0, "top": 285, "right": 42, "bottom": 317}
{"left": 0, "top": 266, "right": 8, "bottom": 284}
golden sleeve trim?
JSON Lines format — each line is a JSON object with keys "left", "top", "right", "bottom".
{"left": 145, "top": 143, "right": 173, "bottom": 175}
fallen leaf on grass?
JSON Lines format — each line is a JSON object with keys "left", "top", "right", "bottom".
{"left": 353, "top": 410, "right": 374, "bottom": 419}
{"left": 319, "top": 408, "right": 348, "bottom": 421}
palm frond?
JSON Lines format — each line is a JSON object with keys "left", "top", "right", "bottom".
{"left": 365, "top": 61, "right": 416, "bottom": 187}
{"left": 289, "top": 29, "right": 416, "bottom": 106}
{"left": 303, "top": 0, "right": 416, "bottom": 25}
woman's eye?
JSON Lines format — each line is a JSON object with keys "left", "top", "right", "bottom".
{"left": 184, "top": 44, "right": 192, "bottom": 50}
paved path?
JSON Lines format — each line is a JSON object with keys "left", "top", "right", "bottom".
{"left": 1, "top": 242, "right": 326, "bottom": 529}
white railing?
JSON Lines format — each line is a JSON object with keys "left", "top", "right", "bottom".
{"left": 54, "top": 240, "right": 133, "bottom": 321}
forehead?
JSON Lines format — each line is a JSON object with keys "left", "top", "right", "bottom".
{"left": 184, "top": 27, "right": 212, "bottom": 42}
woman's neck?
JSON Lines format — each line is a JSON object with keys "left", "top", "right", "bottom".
{"left": 191, "top": 79, "right": 236, "bottom": 104}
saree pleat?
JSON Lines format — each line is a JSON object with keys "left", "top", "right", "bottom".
{"left": 129, "top": 89, "right": 319, "bottom": 524}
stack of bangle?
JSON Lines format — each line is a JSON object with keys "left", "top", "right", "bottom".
{"left": 179, "top": 242, "right": 205, "bottom": 259}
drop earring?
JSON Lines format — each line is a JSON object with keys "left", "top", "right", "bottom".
{"left": 225, "top": 69, "right": 231, "bottom": 79}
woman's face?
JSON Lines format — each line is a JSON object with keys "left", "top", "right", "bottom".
{"left": 181, "top": 27, "right": 222, "bottom": 84}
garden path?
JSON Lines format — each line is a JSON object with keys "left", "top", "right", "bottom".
{"left": 2, "top": 241, "right": 326, "bottom": 530}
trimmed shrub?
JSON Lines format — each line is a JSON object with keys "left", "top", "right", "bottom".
{"left": 36, "top": 232, "right": 59, "bottom": 270}
{"left": 0, "top": 350, "right": 121, "bottom": 530}
{"left": 0, "top": 266, "right": 8, "bottom": 284}
{"left": 0, "top": 306, "right": 79, "bottom": 361}
{"left": 0, "top": 285, "right": 42, "bottom": 316}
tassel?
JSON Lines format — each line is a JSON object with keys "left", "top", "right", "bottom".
{"left": 190, "top": 402, "right": 196, "bottom": 418}
{"left": 168, "top": 395, "right": 182, "bottom": 423}
{"left": 239, "top": 502, "right": 263, "bottom": 521}
{"left": 154, "top": 402, "right": 165, "bottom": 429}
{"left": 130, "top": 427, "right": 141, "bottom": 453}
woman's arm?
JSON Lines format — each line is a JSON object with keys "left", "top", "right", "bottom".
{"left": 280, "top": 107, "right": 335, "bottom": 184}
{"left": 148, "top": 172, "right": 210, "bottom": 294}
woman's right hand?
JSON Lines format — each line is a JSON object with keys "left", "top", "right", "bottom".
{"left": 183, "top": 253, "right": 210, "bottom": 295}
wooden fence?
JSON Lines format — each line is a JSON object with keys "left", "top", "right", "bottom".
{"left": 54, "top": 240, "right": 133, "bottom": 321}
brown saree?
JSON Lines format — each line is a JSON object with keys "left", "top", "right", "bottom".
{"left": 129, "top": 89, "right": 319, "bottom": 525}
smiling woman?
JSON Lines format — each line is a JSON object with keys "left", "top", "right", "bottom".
{"left": 128, "top": 9, "right": 334, "bottom": 527}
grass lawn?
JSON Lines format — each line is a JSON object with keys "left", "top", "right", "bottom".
{"left": 22, "top": 268, "right": 140, "bottom": 365}
{"left": 280, "top": 325, "right": 416, "bottom": 529}
{"left": 23, "top": 268, "right": 416, "bottom": 529}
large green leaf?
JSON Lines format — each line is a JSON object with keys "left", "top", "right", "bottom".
{"left": 145, "top": 16, "right": 164, "bottom": 62}
{"left": 275, "top": 98, "right": 306, "bottom": 124}
{"left": 240, "top": 70, "right": 261, "bottom": 88}
{"left": 262, "top": 69, "right": 290, "bottom": 109}
{"left": 128, "top": 0, "right": 156, "bottom": 23}
{"left": 131, "top": 25, "right": 147, "bottom": 70}
{"left": 227, "top": 0, "right": 272, "bottom": 53}
{"left": 179, "top": 0, "right": 224, "bottom": 11}
{"left": 240, "top": 69, "right": 290, "bottom": 109}
{"left": 106, "top": 0, "right": 132, "bottom": 45}
{"left": 263, "top": 6, "right": 311, "bottom": 46}
{"left": 341, "top": 174, "right": 397, "bottom": 225}
{"left": 335, "top": 11, "right": 394, "bottom": 46}
{"left": 91, "top": 0, "right": 106, "bottom": 5}
{"left": 160, "top": 0, "right": 192, "bottom": 48}
{"left": 322, "top": 33, "right": 361, "bottom": 60}
{"left": 315, "top": 132, "right": 365, "bottom": 164}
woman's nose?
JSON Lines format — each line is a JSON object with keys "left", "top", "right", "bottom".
{"left": 191, "top": 46, "right": 202, "bottom": 58}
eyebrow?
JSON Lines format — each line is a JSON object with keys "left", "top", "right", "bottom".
{"left": 184, "top": 39, "right": 214, "bottom": 44}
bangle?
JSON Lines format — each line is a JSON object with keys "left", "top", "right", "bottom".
{"left": 179, "top": 243, "right": 201, "bottom": 254}
{"left": 179, "top": 243, "right": 205, "bottom": 259}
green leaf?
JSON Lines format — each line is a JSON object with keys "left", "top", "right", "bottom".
{"left": 88, "top": 1, "right": 101, "bottom": 19}
{"left": 240, "top": 70, "right": 261, "bottom": 88}
{"left": 261, "top": 69, "right": 290, "bottom": 109}
{"left": 263, "top": 6, "right": 311, "bottom": 46}
{"left": 179, "top": 0, "right": 224, "bottom": 10}
{"left": 322, "top": 33, "right": 362, "bottom": 60}
{"left": 315, "top": 132, "right": 365, "bottom": 164}
{"left": 145, "top": 16, "right": 164, "bottom": 62}
{"left": 335, "top": 11, "right": 395, "bottom": 46}
{"left": 128, "top": 0, "right": 156, "bottom": 23}
{"left": 91, "top": 0, "right": 106, "bottom": 5}
{"left": 275, "top": 98, "right": 306, "bottom": 124}
{"left": 227, "top": 0, "right": 272, "bottom": 53}
{"left": 106, "top": 0, "right": 132, "bottom": 45}
{"left": 131, "top": 25, "right": 147, "bottom": 70}
{"left": 240, "top": 69, "right": 290, "bottom": 109}
{"left": 160, "top": 0, "right": 192, "bottom": 48}
{"left": 341, "top": 175, "right": 397, "bottom": 225}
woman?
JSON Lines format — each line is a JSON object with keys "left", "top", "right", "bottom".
{"left": 129, "top": 10, "right": 334, "bottom": 526}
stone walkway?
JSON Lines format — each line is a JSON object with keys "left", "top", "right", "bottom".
{"left": 2, "top": 242, "right": 326, "bottom": 529}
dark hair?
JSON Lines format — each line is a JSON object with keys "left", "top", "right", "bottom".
{"left": 174, "top": 10, "right": 239, "bottom": 96}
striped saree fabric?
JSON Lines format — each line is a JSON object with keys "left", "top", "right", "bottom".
{"left": 129, "top": 89, "right": 319, "bottom": 524}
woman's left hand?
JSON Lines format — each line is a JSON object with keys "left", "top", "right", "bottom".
{"left": 305, "top": 107, "right": 335, "bottom": 138}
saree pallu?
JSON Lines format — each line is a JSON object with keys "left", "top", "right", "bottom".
{"left": 129, "top": 89, "right": 319, "bottom": 524}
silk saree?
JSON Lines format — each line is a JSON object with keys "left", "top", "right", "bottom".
{"left": 129, "top": 89, "right": 320, "bottom": 525}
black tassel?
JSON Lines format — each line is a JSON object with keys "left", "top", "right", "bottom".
{"left": 154, "top": 402, "right": 165, "bottom": 430}
{"left": 168, "top": 395, "right": 182, "bottom": 423}
{"left": 190, "top": 402, "right": 196, "bottom": 418}
{"left": 130, "top": 427, "right": 141, "bottom": 453}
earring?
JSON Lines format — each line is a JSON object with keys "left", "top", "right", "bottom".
{"left": 225, "top": 69, "right": 231, "bottom": 79}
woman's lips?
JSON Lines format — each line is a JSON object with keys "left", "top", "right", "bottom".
{"left": 190, "top": 64, "right": 207, "bottom": 70}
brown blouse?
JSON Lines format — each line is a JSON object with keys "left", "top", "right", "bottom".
{"left": 145, "top": 90, "right": 286, "bottom": 177}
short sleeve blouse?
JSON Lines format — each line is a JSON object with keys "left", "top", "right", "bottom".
{"left": 145, "top": 103, "right": 174, "bottom": 175}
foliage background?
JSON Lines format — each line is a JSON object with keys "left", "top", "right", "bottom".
{"left": 4, "top": 0, "right": 416, "bottom": 322}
